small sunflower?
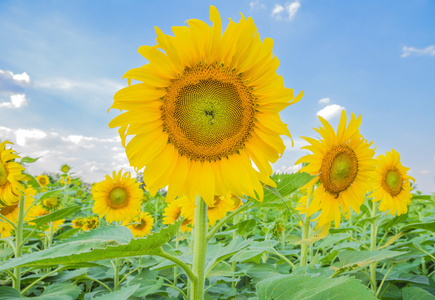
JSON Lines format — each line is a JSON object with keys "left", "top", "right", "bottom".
{"left": 83, "top": 216, "right": 99, "bottom": 230}
{"left": 127, "top": 212, "right": 154, "bottom": 237}
{"left": 60, "top": 164, "right": 71, "bottom": 173}
{"left": 36, "top": 174, "right": 50, "bottom": 187}
{"left": 109, "top": 6, "right": 303, "bottom": 207}
{"left": 371, "top": 149, "right": 414, "bottom": 216}
{"left": 92, "top": 170, "right": 142, "bottom": 223}
{"left": 72, "top": 217, "right": 85, "bottom": 229}
{"left": 296, "top": 110, "right": 376, "bottom": 228}
{"left": 162, "top": 196, "right": 196, "bottom": 232}
{"left": 162, "top": 201, "right": 182, "bottom": 224}
{"left": 0, "top": 140, "right": 25, "bottom": 206}
{"left": 207, "top": 195, "right": 234, "bottom": 227}
{"left": 42, "top": 196, "right": 61, "bottom": 211}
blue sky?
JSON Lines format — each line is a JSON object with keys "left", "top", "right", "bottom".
{"left": 0, "top": 0, "right": 434, "bottom": 194}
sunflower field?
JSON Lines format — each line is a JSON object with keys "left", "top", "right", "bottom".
{"left": 1, "top": 5, "right": 435, "bottom": 300}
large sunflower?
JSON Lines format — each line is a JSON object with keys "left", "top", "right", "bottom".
{"left": 296, "top": 111, "right": 376, "bottom": 228}
{"left": 371, "top": 149, "right": 414, "bottom": 216}
{"left": 92, "top": 170, "right": 142, "bottom": 223}
{"left": 0, "top": 140, "right": 25, "bottom": 206}
{"left": 109, "top": 6, "right": 302, "bottom": 206}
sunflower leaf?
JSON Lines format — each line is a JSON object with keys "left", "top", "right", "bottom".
{"left": 28, "top": 205, "right": 81, "bottom": 227}
{"left": 0, "top": 220, "right": 181, "bottom": 271}
{"left": 256, "top": 274, "right": 376, "bottom": 300}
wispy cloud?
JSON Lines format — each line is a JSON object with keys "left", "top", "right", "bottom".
{"left": 34, "top": 78, "right": 123, "bottom": 92}
{"left": 0, "top": 94, "right": 28, "bottom": 108}
{"left": 401, "top": 45, "right": 435, "bottom": 58}
{"left": 318, "top": 97, "right": 330, "bottom": 104}
{"left": 250, "top": 0, "right": 266, "bottom": 10}
{"left": 0, "top": 70, "right": 31, "bottom": 93}
{"left": 317, "top": 104, "right": 345, "bottom": 120}
{"left": 0, "top": 125, "right": 134, "bottom": 183}
{"left": 271, "top": 1, "right": 301, "bottom": 21}
{"left": 420, "top": 170, "right": 432, "bottom": 174}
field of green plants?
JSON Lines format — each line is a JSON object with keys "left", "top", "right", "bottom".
{"left": 0, "top": 160, "right": 434, "bottom": 300}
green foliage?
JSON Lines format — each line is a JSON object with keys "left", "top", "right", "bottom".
{"left": 256, "top": 274, "right": 376, "bottom": 300}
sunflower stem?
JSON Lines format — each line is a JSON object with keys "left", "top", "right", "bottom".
{"left": 113, "top": 257, "right": 120, "bottom": 291}
{"left": 300, "top": 187, "right": 314, "bottom": 268}
{"left": 370, "top": 200, "right": 378, "bottom": 292}
{"left": 12, "top": 195, "right": 25, "bottom": 292}
{"left": 191, "top": 195, "right": 207, "bottom": 300}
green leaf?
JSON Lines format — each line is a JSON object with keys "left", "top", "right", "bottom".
{"left": 227, "top": 219, "right": 257, "bottom": 236}
{"left": 55, "top": 228, "right": 81, "bottom": 241}
{"left": 23, "top": 174, "right": 40, "bottom": 189}
{"left": 0, "top": 248, "right": 14, "bottom": 260}
{"left": 401, "top": 221, "right": 435, "bottom": 233}
{"left": 205, "top": 236, "right": 252, "bottom": 275}
{"left": 58, "top": 226, "right": 132, "bottom": 244}
{"left": 263, "top": 172, "right": 315, "bottom": 203}
{"left": 402, "top": 286, "right": 435, "bottom": 300}
{"left": 132, "top": 278, "right": 164, "bottom": 298}
{"left": 20, "top": 156, "right": 40, "bottom": 164}
{"left": 316, "top": 233, "right": 350, "bottom": 249}
{"left": 39, "top": 283, "right": 82, "bottom": 300}
{"left": 0, "top": 221, "right": 181, "bottom": 271}
{"left": 92, "top": 284, "right": 140, "bottom": 300}
{"left": 0, "top": 287, "right": 22, "bottom": 300}
{"left": 411, "top": 194, "right": 434, "bottom": 201}
{"left": 256, "top": 274, "right": 376, "bottom": 300}
{"left": 28, "top": 206, "right": 81, "bottom": 227}
{"left": 337, "top": 250, "right": 406, "bottom": 271}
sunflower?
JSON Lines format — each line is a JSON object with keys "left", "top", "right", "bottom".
{"left": 60, "top": 164, "right": 71, "bottom": 173}
{"left": 36, "top": 174, "right": 50, "bottom": 187}
{"left": 296, "top": 110, "right": 376, "bottom": 228}
{"left": 371, "top": 149, "right": 414, "bottom": 216}
{"left": 0, "top": 186, "right": 36, "bottom": 237}
{"left": 92, "top": 170, "right": 142, "bottom": 223}
{"left": 0, "top": 140, "right": 25, "bottom": 206}
{"left": 82, "top": 216, "right": 99, "bottom": 231}
{"left": 59, "top": 175, "right": 71, "bottom": 185}
{"left": 127, "top": 212, "right": 154, "bottom": 237}
{"left": 28, "top": 204, "right": 64, "bottom": 232}
{"left": 207, "top": 195, "right": 234, "bottom": 226}
{"left": 42, "top": 196, "right": 61, "bottom": 211}
{"left": 109, "top": 6, "right": 302, "bottom": 207}
{"left": 71, "top": 217, "right": 85, "bottom": 229}
{"left": 163, "top": 196, "right": 196, "bottom": 232}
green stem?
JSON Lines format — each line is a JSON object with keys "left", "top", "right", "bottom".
{"left": 21, "top": 266, "right": 65, "bottom": 295}
{"left": 271, "top": 249, "right": 296, "bottom": 269}
{"left": 154, "top": 248, "right": 197, "bottom": 283}
{"left": 162, "top": 284, "right": 187, "bottom": 299}
{"left": 300, "top": 214, "right": 311, "bottom": 267}
{"left": 300, "top": 186, "right": 314, "bottom": 267}
{"left": 370, "top": 200, "right": 378, "bottom": 292}
{"left": 174, "top": 233, "right": 180, "bottom": 285}
{"left": 190, "top": 195, "right": 208, "bottom": 300}
{"left": 12, "top": 196, "right": 25, "bottom": 291}
{"left": 206, "top": 199, "right": 253, "bottom": 242}
{"left": 376, "top": 264, "right": 394, "bottom": 298}
{"left": 113, "top": 257, "right": 120, "bottom": 291}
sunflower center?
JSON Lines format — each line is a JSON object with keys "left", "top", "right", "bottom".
{"left": 134, "top": 219, "right": 147, "bottom": 230}
{"left": 383, "top": 168, "right": 402, "bottom": 196}
{"left": 320, "top": 145, "right": 358, "bottom": 196}
{"left": 162, "top": 64, "right": 255, "bottom": 162}
{"left": 0, "top": 160, "right": 8, "bottom": 186}
{"left": 107, "top": 187, "right": 129, "bottom": 208}
{"left": 0, "top": 203, "right": 17, "bottom": 215}
{"left": 39, "top": 178, "right": 47, "bottom": 185}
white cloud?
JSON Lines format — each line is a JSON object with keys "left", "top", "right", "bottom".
{"left": 0, "top": 94, "right": 28, "bottom": 108}
{"left": 317, "top": 104, "right": 345, "bottom": 120}
{"left": 0, "top": 126, "right": 134, "bottom": 184}
{"left": 275, "top": 163, "right": 302, "bottom": 174}
{"left": 0, "top": 70, "right": 31, "bottom": 88}
{"left": 401, "top": 45, "right": 435, "bottom": 58}
{"left": 16, "top": 129, "right": 47, "bottom": 146}
{"left": 34, "top": 78, "right": 124, "bottom": 93}
{"left": 318, "top": 97, "right": 330, "bottom": 104}
{"left": 420, "top": 170, "right": 432, "bottom": 174}
{"left": 271, "top": 1, "right": 301, "bottom": 21}
{"left": 250, "top": 0, "right": 266, "bottom": 10}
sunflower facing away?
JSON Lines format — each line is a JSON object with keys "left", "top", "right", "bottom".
{"left": 127, "top": 212, "right": 154, "bottom": 237}
{"left": 296, "top": 110, "right": 376, "bottom": 228}
{"left": 109, "top": 6, "right": 302, "bottom": 206}
{"left": 92, "top": 170, "right": 142, "bottom": 223}
{"left": 371, "top": 149, "right": 414, "bottom": 216}
{"left": 163, "top": 196, "right": 195, "bottom": 232}
{"left": 0, "top": 140, "right": 25, "bottom": 206}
